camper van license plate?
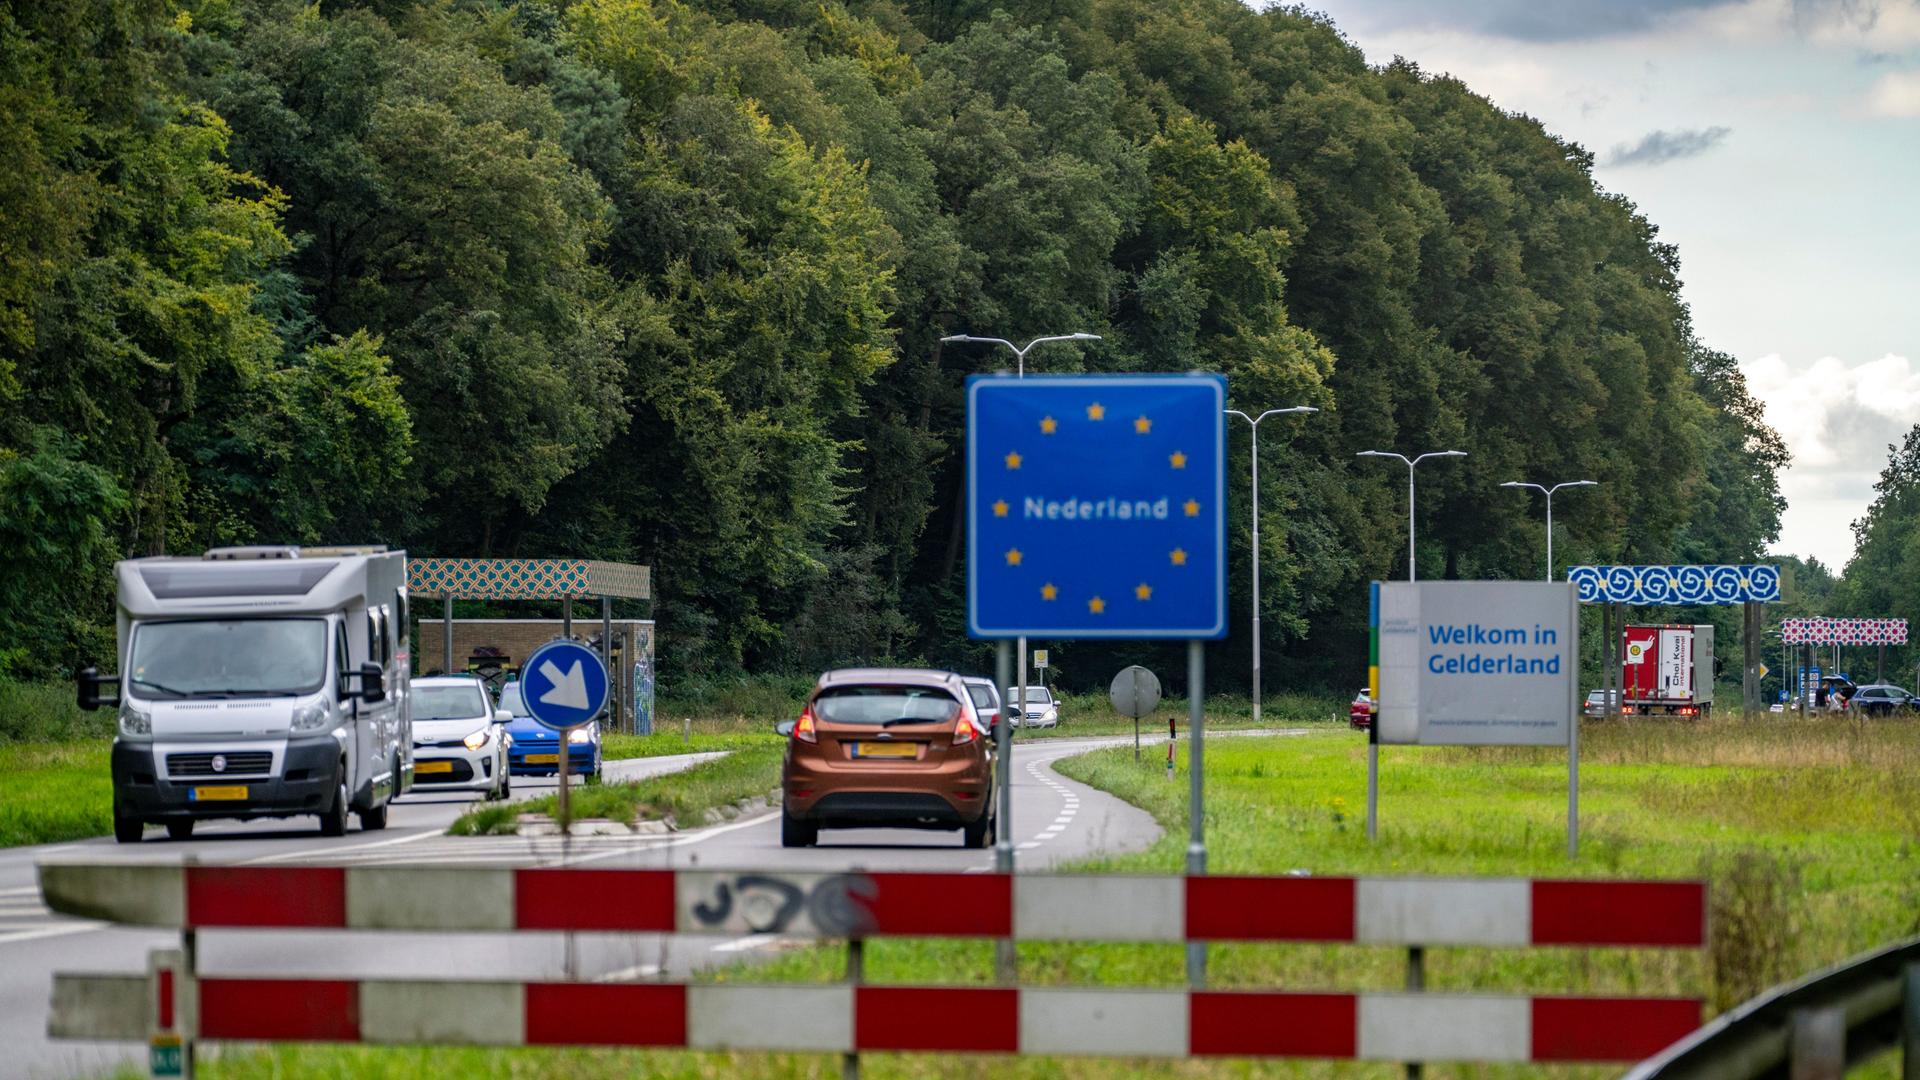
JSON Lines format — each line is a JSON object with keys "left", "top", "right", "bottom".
{"left": 190, "top": 785, "right": 248, "bottom": 801}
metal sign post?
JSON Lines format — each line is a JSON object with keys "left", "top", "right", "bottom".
{"left": 1186, "top": 640, "right": 1207, "bottom": 986}
{"left": 966, "top": 372, "right": 1227, "bottom": 990}
{"left": 519, "top": 639, "right": 611, "bottom": 837}
{"left": 1109, "top": 665, "right": 1162, "bottom": 761}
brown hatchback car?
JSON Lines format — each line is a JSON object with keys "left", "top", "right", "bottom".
{"left": 779, "top": 668, "right": 998, "bottom": 849}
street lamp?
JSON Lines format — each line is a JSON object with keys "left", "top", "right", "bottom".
{"left": 941, "top": 332, "right": 1101, "bottom": 377}
{"left": 1226, "top": 407, "right": 1318, "bottom": 725}
{"left": 1355, "top": 450, "right": 1467, "bottom": 582}
{"left": 1499, "top": 480, "right": 1598, "bottom": 581}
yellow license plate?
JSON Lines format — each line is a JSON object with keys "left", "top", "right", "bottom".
{"left": 855, "top": 742, "right": 918, "bottom": 759}
{"left": 191, "top": 785, "right": 248, "bottom": 801}
{"left": 524, "top": 753, "right": 559, "bottom": 764}
{"left": 415, "top": 760, "right": 454, "bottom": 774}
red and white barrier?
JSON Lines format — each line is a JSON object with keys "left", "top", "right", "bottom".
{"left": 38, "top": 863, "right": 1706, "bottom": 948}
{"left": 49, "top": 974, "right": 1700, "bottom": 1063}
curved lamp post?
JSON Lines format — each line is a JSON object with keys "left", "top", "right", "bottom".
{"left": 1355, "top": 450, "right": 1467, "bottom": 582}
{"left": 1499, "top": 480, "right": 1598, "bottom": 581}
{"left": 1225, "top": 407, "right": 1318, "bottom": 725}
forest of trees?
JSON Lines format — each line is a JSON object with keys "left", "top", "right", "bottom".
{"left": 0, "top": 0, "right": 1795, "bottom": 690}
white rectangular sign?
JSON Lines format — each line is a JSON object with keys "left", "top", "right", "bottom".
{"left": 1373, "top": 581, "right": 1578, "bottom": 747}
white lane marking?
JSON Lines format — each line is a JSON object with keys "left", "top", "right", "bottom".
{"left": 712, "top": 934, "right": 780, "bottom": 954}
{"left": 596, "top": 963, "right": 662, "bottom": 982}
{"left": 243, "top": 828, "right": 444, "bottom": 865}
{"left": 0, "top": 886, "right": 39, "bottom": 896}
{"left": 557, "top": 810, "right": 783, "bottom": 866}
{"left": 0, "top": 922, "right": 103, "bottom": 947}
{"left": 1017, "top": 841, "right": 1041, "bottom": 850}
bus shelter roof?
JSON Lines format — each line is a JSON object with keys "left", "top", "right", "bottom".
{"left": 408, "top": 558, "right": 650, "bottom": 601}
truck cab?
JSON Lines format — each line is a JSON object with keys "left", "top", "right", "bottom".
{"left": 78, "top": 546, "right": 413, "bottom": 842}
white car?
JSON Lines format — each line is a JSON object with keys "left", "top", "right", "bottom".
{"left": 1012, "top": 686, "right": 1059, "bottom": 728}
{"left": 408, "top": 675, "right": 511, "bottom": 799}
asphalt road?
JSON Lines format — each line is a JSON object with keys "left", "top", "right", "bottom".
{"left": 2, "top": 733, "right": 1252, "bottom": 1078}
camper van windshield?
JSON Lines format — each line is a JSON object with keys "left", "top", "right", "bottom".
{"left": 128, "top": 619, "right": 327, "bottom": 698}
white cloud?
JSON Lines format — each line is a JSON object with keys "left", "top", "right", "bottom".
{"left": 1743, "top": 352, "right": 1920, "bottom": 565}
{"left": 1867, "top": 70, "right": 1920, "bottom": 114}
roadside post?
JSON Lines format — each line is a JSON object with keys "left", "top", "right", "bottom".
{"left": 519, "top": 638, "right": 611, "bottom": 838}
{"left": 1109, "top": 665, "right": 1161, "bottom": 762}
{"left": 1167, "top": 716, "right": 1175, "bottom": 780}
{"left": 967, "top": 372, "right": 1228, "bottom": 987}
{"left": 147, "top": 947, "right": 191, "bottom": 1079}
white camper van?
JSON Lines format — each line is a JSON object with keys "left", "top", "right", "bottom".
{"left": 78, "top": 546, "right": 413, "bottom": 842}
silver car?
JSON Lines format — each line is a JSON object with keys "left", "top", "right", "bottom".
{"left": 962, "top": 677, "right": 1004, "bottom": 733}
{"left": 1011, "top": 685, "right": 1059, "bottom": 728}
{"left": 408, "top": 676, "right": 511, "bottom": 798}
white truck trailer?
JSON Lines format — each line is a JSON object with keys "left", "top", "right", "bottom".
{"left": 78, "top": 546, "right": 413, "bottom": 842}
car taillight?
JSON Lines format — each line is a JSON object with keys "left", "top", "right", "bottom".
{"left": 794, "top": 706, "right": 818, "bottom": 744}
{"left": 951, "top": 711, "right": 979, "bottom": 746}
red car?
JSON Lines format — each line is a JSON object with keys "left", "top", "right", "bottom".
{"left": 1349, "top": 688, "right": 1373, "bottom": 730}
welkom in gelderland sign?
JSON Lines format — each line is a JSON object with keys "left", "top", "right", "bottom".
{"left": 1371, "top": 581, "right": 1583, "bottom": 854}
{"left": 1373, "top": 581, "right": 1580, "bottom": 746}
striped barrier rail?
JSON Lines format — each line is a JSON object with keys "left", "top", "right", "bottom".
{"left": 54, "top": 974, "right": 1704, "bottom": 1063}
{"left": 39, "top": 863, "right": 1707, "bottom": 946}
{"left": 40, "top": 862, "right": 1709, "bottom": 1069}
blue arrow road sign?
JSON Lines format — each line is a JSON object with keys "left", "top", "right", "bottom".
{"left": 967, "top": 373, "right": 1227, "bottom": 639}
{"left": 519, "top": 639, "right": 610, "bottom": 731}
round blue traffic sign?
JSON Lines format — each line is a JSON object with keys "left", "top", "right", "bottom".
{"left": 519, "top": 639, "right": 611, "bottom": 731}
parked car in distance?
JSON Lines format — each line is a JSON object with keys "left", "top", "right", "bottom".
{"left": 1582, "top": 689, "right": 1636, "bottom": 718}
{"left": 1349, "top": 689, "right": 1372, "bottom": 730}
{"left": 498, "top": 680, "right": 601, "bottom": 778}
{"left": 1011, "top": 685, "right": 1059, "bottom": 728}
{"left": 962, "top": 677, "right": 1003, "bottom": 734}
{"left": 778, "top": 668, "right": 996, "bottom": 849}
{"left": 1847, "top": 683, "right": 1915, "bottom": 716}
{"left": 409, "top": 675, "right": 510, "bottom": 799}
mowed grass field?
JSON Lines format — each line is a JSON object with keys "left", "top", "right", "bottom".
{"left": 184, "top": 714, "right": 1919, "bottom": 1079}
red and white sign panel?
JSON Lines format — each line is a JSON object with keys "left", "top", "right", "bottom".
{"left": 1779, "top": 617, "right": 1907, "bottom": 645}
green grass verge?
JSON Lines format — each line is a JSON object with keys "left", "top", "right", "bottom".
{"left": 448, "top": 743, "right": 784, "bottom": 835}
{"left": 0, "top": 742, "right": 112, "bottom": 847}
{"left": 601, "top": 730, "right": 780, "bottom": 759}
{"left": 193, "top": 714, "right": 1919, "bottom": 1079}
{"left": 1011, "top": 690, "right": 1345, "bottom": 739}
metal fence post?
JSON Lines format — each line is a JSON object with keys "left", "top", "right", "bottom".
{"left": 1904, "top": 962, "right": 1919, "bottom": 1080}
{"left": 844, "top": 934, "right": 864, "bottom": 1080}
{"left": 1405, "top": 944, "right": 1425, "bottom": 1080}
{"left": 1789, "top": 1005, "right": 1846, "bottom": 1080}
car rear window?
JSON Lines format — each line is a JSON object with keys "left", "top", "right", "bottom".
{"left": 966, "top": 685, "right": 996, "bottom": 708}
{"left": 815, "top": 686, "right": 960, "bottom": 725}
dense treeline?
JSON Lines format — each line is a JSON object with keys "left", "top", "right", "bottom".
{"left": 0, "top": 0, "right": 1785, "bottom": 689}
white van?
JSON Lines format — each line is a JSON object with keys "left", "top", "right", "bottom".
{"left": 78, "top": 546, "right": 413, "bottom": 842}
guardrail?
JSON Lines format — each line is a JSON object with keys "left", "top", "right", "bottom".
{"left": 42, "top": 862, "right": 1707, "bottom": 1074}
{"left": 1623, "top": 935, "right": 1919, "bottom": 1079}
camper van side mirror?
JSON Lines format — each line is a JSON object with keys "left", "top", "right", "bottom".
{"left": 76, "top": 667, "right": 119, "bottom": 711}
{"left": 356, "top": 662, "right": 386, "bottom": 704}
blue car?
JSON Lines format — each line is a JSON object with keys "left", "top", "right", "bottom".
{"left": 498, "top": 681, "right": 602, "bottom": 777}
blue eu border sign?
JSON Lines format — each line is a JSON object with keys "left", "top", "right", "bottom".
{"left": 967, "top": 374, "right": 1227, "bottom": 640}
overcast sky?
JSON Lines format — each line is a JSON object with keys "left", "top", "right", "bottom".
{"left": 1295, "top": 0, "right": 1920, "bottom": 569}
